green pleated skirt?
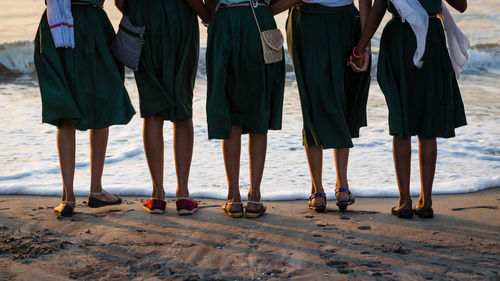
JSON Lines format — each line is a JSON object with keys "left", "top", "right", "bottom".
{"left": 206, "top": 5, "right": 285, "bottom": 139}
{"left": 34, "top": 5, "right": 135, "bottom": 131}
{"left": 286, "top": 3, "right": 370, "bottom": 149}
{"left": 377, "top": 17, "right": 467, "bottom": 139}
{"left": 126, "top": 0, "right": 199, "bottom": 121}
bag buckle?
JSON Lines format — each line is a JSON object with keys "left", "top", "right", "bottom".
{"left": 251, "top": 0, "right": 259, "bottom": 8}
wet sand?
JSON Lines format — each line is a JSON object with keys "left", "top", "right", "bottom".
{"left": 0, "top": 188, "right": 499, "bottom": 280}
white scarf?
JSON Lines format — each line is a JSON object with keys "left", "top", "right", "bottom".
{"left": 46, "top": 0, "right": 75, "bottom": 48}
{"left": 441, "top": 3, "right": 470, "bottom": 77}
{"left": 390, "top": 0, "right": 428, "bottom": 68}
{"left": 390, "top": 0, "right": 469, "bottom": 77}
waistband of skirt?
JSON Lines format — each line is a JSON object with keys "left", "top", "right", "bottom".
{"left": 392, "top": 14, "right": 439, "bottom": 20}
{"left": 217, "top": 0, "right": 268, "bottom": 11}
{"left": 45, "top": 0, "right": 103, "bottom": 8}
{"left": 293, "top": 2, "right": 356, "bottom": 15}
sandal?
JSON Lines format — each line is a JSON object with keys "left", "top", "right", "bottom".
{"left": 54, "top": 201, "right": 75, "bottom": 217}
{"left": 391, "top": 206, "right": 413, "bottom": 219}
{"left": 143, "top": 198, "right": 166, "bottom": 214}
{"left": 221, "top": 201, "right": 244, "bottom": 218}
{"left": 413, "top": 206, "right": 434, "bottom": 218}
{"left": 245, "top": 201, "right": 266, "bottom": 218}
{"left": 87, "top": 191, "right": 122, "bottom": 208}
{"left": 176, "top": 197, "right": 198, "bottom": 215}
{"left": 335, "top": 187, "right": 355, "bottom": 212}
{"left": 308, "top": 193, "right": 327, "bottom": 213}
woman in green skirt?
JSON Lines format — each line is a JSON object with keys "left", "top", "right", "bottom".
{"left": 34, "top": 0, "right": 136, "bottom": 216}
{"left": 270, "top": 0, "right": 372, "bottom": 212}
{"left": 205, "top": 0, "right": 285, "bottom": 218}
{"left": 115, "top": 0, "right": 211, "bottom": 215}
{"left": 351, "top": 0, "right": 468, "bottom": 218}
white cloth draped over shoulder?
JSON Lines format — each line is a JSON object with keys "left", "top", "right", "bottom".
{"left": 46, "top": 0, "right": 75, "bottom": 48}
{"left": 389, "top": 0, "right": 469, "bottom": 77}
{"left": 441, "top": 3, "right": 470, "bottom": 77}
{"left": 302, "top": 0, "right": 353, "bottom": 7}
{"left": 389, "top": 0, "right": 428, "bottom": 68}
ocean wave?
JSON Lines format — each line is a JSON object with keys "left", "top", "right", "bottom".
{"left": 0, "top": 41, "right": 34, "bottom": 75}
{"left": 2, "top": 40, "right": 500, "bottom": 79}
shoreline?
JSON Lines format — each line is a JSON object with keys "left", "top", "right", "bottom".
{"left": 0, "top": 187, "right": 499, "bottom": 280}
{"left": 1, "top": 185, "right": 499, "bottom": 200}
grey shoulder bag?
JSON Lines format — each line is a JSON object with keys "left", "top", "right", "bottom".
{"left": 111, "top": 15, "right": 145, "bottom": 71}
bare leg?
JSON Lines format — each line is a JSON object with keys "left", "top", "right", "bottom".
{"left": 223, "top": 125, "right": 242, "bottom": 212}
{"left": 417, "top": 136, "right": 436, "bottom": 209}
{"left": 57, "top": 119, "right": 76, "bottom": 204}
{"left": 89, "top": 127, "right": 118, "bottom": 202}
{"left": 143, "top": 115, "right": 165, "bottom": 200}
{"left": 247, "top": 131, "right": 267, "bottom": 212}
{"left": 173, "top": 118, "right": 194, "bottom": 198}
{"left": 305, "top": 146, "right": 326, "bottom": 207}
{"left": 393, "top": 136, "right": 412, "bottom": 209}
{"left": 334, "top": 148, "right": 351, "bottom": 201}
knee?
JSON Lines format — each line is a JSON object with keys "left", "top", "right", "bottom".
{"left": 174, "top": 118, "right": 193, "bottom": 129}
{"left": 58, "top": 119, "right": 75, "bottom": 132}
{"left": 145, "top": 114, "right": 164, "bottom": 128}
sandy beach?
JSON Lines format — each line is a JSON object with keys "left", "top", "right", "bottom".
{"left": 0, "top": 188, "right": 498, "bottom": 280}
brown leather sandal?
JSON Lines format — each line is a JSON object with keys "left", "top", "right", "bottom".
{"left": 221, "top": 201, "right": 244, "bottom": 218}
{"left": 245, "top": 201, "right": 266, "bottom": 218}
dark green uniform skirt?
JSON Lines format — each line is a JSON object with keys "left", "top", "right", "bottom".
{"left": 286, "top": 3, "right": 370, "bottom": 149}
{"left": 206, "top": 5, "right": 285, "bottom": 139}
{"left": 126, "top": 0, "right": 199, "bottom": 121}
{"left": 377, "top": 5, "right": 467, "bottom": 139}
{"left": 34, "top": 4, "right": 135, "bottom": 131}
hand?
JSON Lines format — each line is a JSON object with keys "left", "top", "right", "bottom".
{"left": 348, "top": 54, "right": 370, "bottom": 72}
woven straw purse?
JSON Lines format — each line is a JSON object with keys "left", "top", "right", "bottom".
{"left": 248, "top": 0, "right": 284, "bottom": 64}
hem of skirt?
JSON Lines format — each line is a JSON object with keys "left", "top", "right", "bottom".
{"left": 390, "top": 122, "right": 467, "bottom": 139}
{"left": 208, "top": 126, "right": 281, "bottom": 140}
{"left": 141, "top": 110, "right": 192, "bottom": 123}
{"left": 304, "top": 142, "right": 354, "bottom": 149}
{"left": 302, "top": 126, "right": 361, "bottom": 149}
{"left": 44, "top": 116, "right": 134, "bottom": 131}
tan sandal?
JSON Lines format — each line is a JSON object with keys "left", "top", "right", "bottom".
{"left": 221, "top": 201, "right": 244, "bottom": 218}
{"left": 54, "top": 201, "right": 75, "bottom": 217}
{"left": 245, "top": 201, "right": 266, "bottom": 218}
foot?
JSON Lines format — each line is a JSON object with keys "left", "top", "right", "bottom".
{"left": 413, "top": 206, "right": 434, "bottom": 218}
{"left": 335, "top": 187, "right": 355, "bottom": 204}
{"left": 308, "top": 193, "right": 327, "bottom": 213}
{"left": 54, "top": 201, "right": 75, "bottom": 217}
{"left": 245, "top": 201, "right": 266, "bottom": 218}
{"left": 143, "top": 198, "right": 166, "bottom": 214}
{"left": 89, "top": 190, "right": 120, "bottom": 202}
{"left": 87, "top": 190, "right": 122, "bottom": 208}
{"left": 391, "top": 205, "right": 413, "bottom": 219}
{"left": 221, "top": 201, "right": 244, "bottom": 218}
{"left": 176, "top": 197, "right": 198, "bottom": 215}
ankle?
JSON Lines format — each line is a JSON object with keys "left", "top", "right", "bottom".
{"left": 152, "top": 193, "right": 165, "bottom": 200}
{"left": 227, "top": 196, "right": 241, "bottom": 203}
{"left": 61, "top": 200, "right": 75, "bottom": 206}
{"left": 176, "top": 189, "right": 189, "bottom": 199}
{"left": 247, "top": 193, "right": 261, "bottom": 202}
{"left": 312, "top": 186, "right": 325, "bottom": 195}
{"left": 399, "top": 200, "right": 412, "bottom": 209}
